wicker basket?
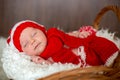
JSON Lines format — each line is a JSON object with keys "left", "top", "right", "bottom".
{"left": 93, "top": 5, "right": 120, "bottom": 30}
{"left": 38, "top": 5, "right": 120, "bottom": 80}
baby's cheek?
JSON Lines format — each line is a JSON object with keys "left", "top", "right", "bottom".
{"left": 24, "top": 49, "right": 35, "bottom": 56}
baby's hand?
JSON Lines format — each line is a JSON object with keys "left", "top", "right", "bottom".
{"left": 31, "top": 56, "right": 52, "bottom": 64}
{"left": 78, "top": 26, "right": 97, "bottom": 38}
{"left": 67, "top": 31, "right": 90, "bottom": 38}
{"left": 67, "top": 26, "right": 96, "bottom": 38}
{"left": 78, "top": 31, "right": 90, "bottom": 38}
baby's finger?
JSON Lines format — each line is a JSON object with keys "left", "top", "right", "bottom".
{"left": 84, "top": 32, "right": 90, "bottom": 38}
{"left": 78, "top": 34, "right": 85, "bottom": 38}
{"left": 78, "top": 32, "right": 90, "bottom": 38}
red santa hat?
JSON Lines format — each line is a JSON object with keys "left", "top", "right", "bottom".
{"left": 7, "top": 20, "right": 46, "bottom": 52}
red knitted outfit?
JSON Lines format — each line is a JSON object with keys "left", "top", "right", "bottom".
{"left": 40, "top": 28, "right": 119, "bottom": 66}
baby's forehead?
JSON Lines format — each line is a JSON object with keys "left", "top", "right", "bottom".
{"left": 20, "top": 27, "right": 34, "bottom": 37}
{"left": 22, "top": 27, "right": 36, "bottom": 32}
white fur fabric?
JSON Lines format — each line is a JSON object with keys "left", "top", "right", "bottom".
{"left": 1, "top": 29, "right": 120, "bottom": 80}
{"left": 0, "top": 37, "right": 9, "bottom": 80}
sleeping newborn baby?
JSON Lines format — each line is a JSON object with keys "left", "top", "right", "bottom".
{"left": 7, "top": 20, "right": 119, "bottom": 67}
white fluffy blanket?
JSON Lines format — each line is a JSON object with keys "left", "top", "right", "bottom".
{"left": 1, "top": 29, "right": 120, "bottom": 80}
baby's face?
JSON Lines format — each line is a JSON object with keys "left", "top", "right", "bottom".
{"left": 20, "top": 27, "right": 47, "bottom": 56}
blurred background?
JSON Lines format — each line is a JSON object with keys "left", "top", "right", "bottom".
{"left": 0, "top": 0, "right": 120, "bottom": 80}
{"left": 0, "top": 0, "right": 120, "bottom": 37}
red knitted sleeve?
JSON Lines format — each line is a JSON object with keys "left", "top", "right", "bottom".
{"left": 47, "top": 28, "right": 88, "bottom": 48}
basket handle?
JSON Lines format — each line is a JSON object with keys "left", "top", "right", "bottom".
{"left": 93, "top": 5, "right": 120, "bottom": 30}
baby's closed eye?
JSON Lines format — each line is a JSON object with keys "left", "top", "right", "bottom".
{"left": 22, "top": 41, "right": 28, "bottom": 48}
{"left": 32, "top": 32, "right": 37, "bottom": 37}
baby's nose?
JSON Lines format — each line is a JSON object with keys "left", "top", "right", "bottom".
{"left": 30, "top": 39, "right": 35, "bottom": 44}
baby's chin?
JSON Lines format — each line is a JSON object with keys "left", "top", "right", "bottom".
{"left": 34, "top": 51, "right": 40, "bottom": 56}
{"left": 35, "top": 50, "right": 43, "bottom": 56}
